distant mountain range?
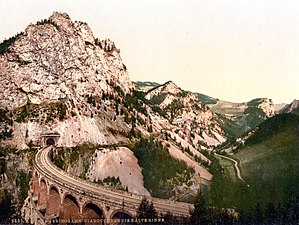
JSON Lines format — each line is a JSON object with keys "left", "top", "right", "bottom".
{"left": 134, "top": 81, "right": 292, "bottom": 137}
{"left": 134, "top": 81, "right": 218, "bottom": 105}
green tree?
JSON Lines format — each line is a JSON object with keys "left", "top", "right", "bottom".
{"left": 164, "top": 212, "right": 188, "bottom": 225}
{"left": 0, "top": 192, "right": 13, "bottom": 223}
{"left": 137, "top": 197, "right": 157, "bottom": 220}
{"left": 58, "top": 103, "right": 67, "bottom": 121}
{"left": 189, "top": 193, "right": 210, "bottom": 225}
{"left": 189, "top": 192, "right": 235, "bottom": 225}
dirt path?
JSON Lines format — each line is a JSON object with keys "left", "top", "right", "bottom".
{"left": 214, "top": 153, "right": 245, "bottom": 183}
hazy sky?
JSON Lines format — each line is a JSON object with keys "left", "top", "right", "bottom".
{"left": 1, "top": 0, "right": 298, "bottom": 103}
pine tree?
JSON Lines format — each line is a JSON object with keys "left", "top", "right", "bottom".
{"left": 189, "top": 193, "right": 209, "bottom": 225}
{"left": 136, "top": 197, "right": 157, "bottom": 219}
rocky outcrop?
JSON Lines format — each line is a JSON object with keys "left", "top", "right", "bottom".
{"left": 0, "top": 12, "right": 135, "bottom": 148}
{"left": 0, "top": 12, "right": 132, "bottom": 110}
{"left": 256, "top": 98, "right": 275, "bottom": 117}
{"left": 145, "top": 81, "right": 226, "bottom": 148}
{"left": 145, "top": 81, "right": 182, "bottom": 102}
{"left": 279, "top": 99, "right": 299, "bottom": 115}
{"left": 86, "top": 147, "right": 151, "bottom": 196}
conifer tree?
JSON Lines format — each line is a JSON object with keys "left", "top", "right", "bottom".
{"left": 136, "top": 197, "right": 157, "bottom": 219}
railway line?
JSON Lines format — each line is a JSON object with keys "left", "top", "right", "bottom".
{"left": 34, "top": 146, "right": 194, "bottom": 217}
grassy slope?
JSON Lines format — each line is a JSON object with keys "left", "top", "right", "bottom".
{"left": 233, "top": 113, "right": 299, "bottom": 210}
{"left": 194, "top": 92, "right": 217, "bottom": 105}
{"left": 210, "top": 113, "right": 299, "bottom": 214}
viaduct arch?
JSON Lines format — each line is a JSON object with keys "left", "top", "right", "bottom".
{"left": 31, "top": 172, "right": 111, "bottom": 223}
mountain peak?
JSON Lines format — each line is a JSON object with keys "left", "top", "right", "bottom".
{"left": 49, "top": 11, "right": 71, "bottom": 23}
{"left": 47, "top": 12, "right": 75, "bottom": 34}
{"left": 291, "top": 99, "right": 299, "bottom": 107}
{"left": 144, "top": 80, "right": 182, "bottom": 103}
{"left": 0, "top": 12, "right": 132, "bottom": 110}
{"left": 256, "top": 98, "right": 275, "bottom": 117}
{"left": 164, "top": 80, "right": 177, "bottom": 86}
{"left": 49, "top": 12, "right": 95, "bottom": 43}
{"left": 161, "top": 81, "right": 181, "bottom": 94}
{"left": 279, "top": 99, "right": 299, "bottom": 115}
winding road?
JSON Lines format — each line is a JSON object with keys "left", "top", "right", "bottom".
{"left": 214, "top": 153, "right": 245, "bottom": 182}
{"left": 34, "top": 146, "right": 194, "bottom": 217}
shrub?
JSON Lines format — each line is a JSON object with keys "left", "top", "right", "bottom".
{"left": 0, "top": 32, "right": 24, "bottom": 54}
{"left": 36, "top": 19, "right": 59, "bottom": 29}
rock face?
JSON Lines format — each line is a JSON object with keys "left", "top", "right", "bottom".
{"left": 0, "top": 12, "right": 132, "bottom": 110}
{"left": 86, "top": 147, "right": 151, "bottom": 196}
{"left": 279, "top": 99, "right": 299, "bottom": 115}
{"left": 145, "top": 81, "right": 226, "bottom": 148}
{"left": 0, "top": 12, "right": 134, "bottom": 148}
{"left": 254, "top": 98, "right": 275, "bottom": 117}
{"left": 145, "top": 81, "right": 182, "bottom": 104}
{"left": 209, "top": 98, "right": 275, "bottom": 137}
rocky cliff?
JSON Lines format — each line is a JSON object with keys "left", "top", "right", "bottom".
{"left": 145, "top": 81, "right": 226, "bottom": 148}
{"left": 209, "top": 98, "right": 275, "bottom": 137}
{"left": 0, "top": 12, "right": 134, "bottom": 149}
{"left": 1, "top": 12, "right": 132, "bottom": 109}
{"left": 279, "top": 99, "right": 299, "bottom": 115}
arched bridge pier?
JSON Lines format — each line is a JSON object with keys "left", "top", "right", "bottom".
{"left": 32, "top": 169, "right": 134, "bottom": 223}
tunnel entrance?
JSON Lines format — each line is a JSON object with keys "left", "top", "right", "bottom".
{"left": 41, "top": 132, "right": 60, "bottom": 147}
{"left": 46, "top": 138, "right": 55, "bottom": 146}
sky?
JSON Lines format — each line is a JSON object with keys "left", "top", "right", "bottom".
{"left": 1, "top": 0, "right": 298, "bottom": 103}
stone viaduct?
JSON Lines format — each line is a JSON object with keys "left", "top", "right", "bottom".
{"left": 29, "top": 135, "right": 193, "bottom": 224}
{"left": 31, "top": 168, "right": 134, "bottom": 224}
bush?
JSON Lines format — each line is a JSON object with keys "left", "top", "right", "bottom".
{"left": 36, "top": 19, "right": 59, "bottom": 29}
{"left": 58, "top": 103, "right": 67, "bottom": 121}
{"left": 125, "top": 92, "right": 148, "bottom": 116}
{"left": 0, "top": 32, "right": 23, "bottom": 54}
{"left": 0, "top": 192, "right": 13, "bottom": 223}
{"left": 103, "top": 176, "right": 121, "bottom": 186}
